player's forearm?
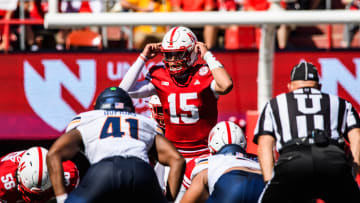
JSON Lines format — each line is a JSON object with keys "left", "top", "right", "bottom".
{"left": 167, "top": 157, "right": 186, "bottom": 200}
{"left": 257, "top": 135, "right": 275, "bottom": 182}
{"left": 258, "top": 155, "right": 274, "bottom": 182}
{"left": 204, "top": 51, "right": 233, "bottom": 95}
{"left": 211, "top": 68, "right": 233, "bottom": 95}
{"left": 180, "top": 171, "right": 209, "bottom": 203}
{"left": 46, "top": 153, "right": 67, "bottom": 196}
{"left": 348, "top": 128, "right": 360, "bottom": 173}
{"left": 127, "top": 80, "right": 156, "bottom": 98}
{"left": 155, "top": 135, "right": 185, "bottom": 200}
{"left": 119, "top": 54, "right": 147, "bottom": 91}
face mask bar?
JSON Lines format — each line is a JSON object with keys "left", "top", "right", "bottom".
{"left": 163, "top": 51, "right": 187, "bottom": 62}
{"left": 152, "top": 105, "right": 165, "bottom": 128}
{"left": 161, "top": 47, "right": 193, "bottom": 86}
{"left": 18, "top": 183, "right": 44, "bottom": 201}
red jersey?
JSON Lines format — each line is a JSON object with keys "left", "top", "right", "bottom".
{"left": 0, "top": 151, "right": 79, "bottom": 203}
{"left": 61, "top": 160, "right": 80, "bottom": 194}
{"left": 0, "top": 151, "right": 24, "bottom": 203}
{"left": 148, "top": 64, "right": 218, "bottom": 158}
{"left": 182, "top": 153, "right": 210, "bottom": 189}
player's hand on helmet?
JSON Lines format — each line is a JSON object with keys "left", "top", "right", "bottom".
{"left": 195, "top": 42, "right": 209, "bottom": 59}
{"left": 142, "top": 43, "right": 161, "bottom": 59}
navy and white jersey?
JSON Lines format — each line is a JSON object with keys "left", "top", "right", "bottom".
{"left": 191, "top": 153, "right": 261, "bottom": 194}
{"left": 253, "top": 87, "right": 360, "bottom": 151}
{"left": 66, "top": 110, "right": 163, "bottom": 164}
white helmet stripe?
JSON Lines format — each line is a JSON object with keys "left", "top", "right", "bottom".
{"left": 36, "top": 147, "right": 44, "bottom": 188}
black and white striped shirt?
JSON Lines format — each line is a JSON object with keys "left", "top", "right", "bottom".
{"left": 253, "top": 87, "right": 360, "bottom": 151}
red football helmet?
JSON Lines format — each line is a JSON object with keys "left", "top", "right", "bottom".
{"left": 161, "top": 26, "right": 198, "bottom": 81}
{"left": 149, "top": 95, "right": 165, "bottom": 129}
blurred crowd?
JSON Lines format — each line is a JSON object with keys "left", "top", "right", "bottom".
{"left": 0, "top": 0, "right": 358, "bottom": 52}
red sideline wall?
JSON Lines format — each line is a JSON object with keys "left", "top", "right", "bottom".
{"left": 0, "top": 51, "right": 359, "bottom": 141}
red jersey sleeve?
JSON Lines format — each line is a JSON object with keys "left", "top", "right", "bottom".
{"left": 182, "top": 153, "right": 210, "bottom": 190}
{"left": 0, "top": 151, "right": 25, "bottom": 203}
{"left": 182, "top": 157, "right": 197, "bottom": 189}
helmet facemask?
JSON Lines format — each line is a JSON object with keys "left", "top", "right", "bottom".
{"left": 161, "top": 47, "right": 193, "bottom": 86}
{"left": 17, "top": 178, "right": 52, "bottom": 202}
{"left": 151, "top": 104, "right": 165, "bottom": 129}
{"left": 149, "top": 95, "right": 165, "bottom": 129}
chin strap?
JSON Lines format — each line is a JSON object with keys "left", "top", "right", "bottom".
{"left": 164, "top": 61, "right": 192, "bottom": 87}
{"left": 18, "top": 184, "right": 53, "bottom": 203}
{"left": 170, "top": 72, "right": 192, "bottom": 87}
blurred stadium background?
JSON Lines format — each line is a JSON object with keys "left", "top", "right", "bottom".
{"left": 1, "top": 0, "right": 360, "bottom": 199}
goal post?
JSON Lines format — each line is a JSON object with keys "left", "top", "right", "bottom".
{"left": 44, "top": 10, "right": 360, "bottom": 28}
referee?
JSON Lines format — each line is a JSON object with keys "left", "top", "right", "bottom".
{"left": 254, "top": 61, "right": 360, "bottom": 202}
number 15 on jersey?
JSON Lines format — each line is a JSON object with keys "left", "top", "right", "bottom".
{"left": 168, "top": 93, "right": 200, "bottom": 124}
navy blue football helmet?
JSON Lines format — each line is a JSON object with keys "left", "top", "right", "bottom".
{"left": 94, "top": 87, "right": 135, "bottom": 112}
{"left": 217, "top": 144, "right": 247, "bottom": 156}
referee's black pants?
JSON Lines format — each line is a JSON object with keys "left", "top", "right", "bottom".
{"left": 259, "top": 144, "right": 360, "bottom": 203}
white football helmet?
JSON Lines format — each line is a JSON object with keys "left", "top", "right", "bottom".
{"left": 161, "top": 26, "right": 198, "bottom": 77}
{"left": 17, "top": 147, "right": 52, "bottom": 200}
{"left": 208, "top": 121, "right": 247, "bottom": 154}
{"left": 149, "top": 95, "right": 165, "bottom": 129}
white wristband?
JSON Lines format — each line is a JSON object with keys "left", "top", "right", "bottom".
{"left": 139, "top": 53, "right": 148, "bottom": 62}
{"left": 56, "top": 193, "right": 68, "bottom": 203}
{"left": 203, "top": 51, "right": 224, "bottom": 71}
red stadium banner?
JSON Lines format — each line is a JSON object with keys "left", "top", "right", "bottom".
{"left": 0, "top": 51, "right": 359, "bottom": 140}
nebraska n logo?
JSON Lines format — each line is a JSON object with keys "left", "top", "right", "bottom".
{"left": 24, "top": 59, "right": 96, "bottom": 131}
